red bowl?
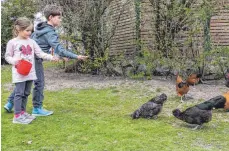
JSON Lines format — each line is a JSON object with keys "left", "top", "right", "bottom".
{"left": 15, "top": 60, "right": 32, "bottom": 76}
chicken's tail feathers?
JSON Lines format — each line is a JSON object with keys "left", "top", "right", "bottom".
{"left": 176, "top": 75, "right": 183, "bottom": 84}
{"left": 188, "top": 73, "right": 202, "bottom": 78}
{"left": 196, "top": 73, "right": 202, "bottom": 78}
{"left": 226, "top": 73, "right": 229, "bottom": 79}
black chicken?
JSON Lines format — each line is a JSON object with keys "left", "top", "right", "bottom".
{"left": 131, "top": 93, "right": 167, "bottom": 119}
{"left": 195, "top": 95, "right": 226, "bottom": 110}
{"left": 172, "top": 106, "right": 212, "bottom": 130}
{"left": 172, "top": 95, "right": 227, "bottom": 129}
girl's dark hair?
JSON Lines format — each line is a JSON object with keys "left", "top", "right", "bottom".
{"left": 43, "top": 5, "right": 62, "bottom": 20}
{"left": 13, "top": 17, "right": 32, "bottom": 37}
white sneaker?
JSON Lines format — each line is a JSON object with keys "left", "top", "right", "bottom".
{"left": 23, "top": 112, "right": 36, "bottom": 120}
{"left": 12, "top": 114, "right": 33, "bottom": 124}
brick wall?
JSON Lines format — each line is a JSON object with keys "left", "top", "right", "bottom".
{"left": 108, "top": 0, "right": 229, "bottom": 57}
{"left": 210, "top": 0, "right": 229, "bottom": 46}
{"left": 109, "top": 0, "right": 137, "bottom": 57}
{"left": 140, "top": 0, "right": 155, "bottom": 51}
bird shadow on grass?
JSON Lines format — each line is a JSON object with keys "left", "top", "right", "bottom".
{"left": 212, "top": 109, "right": 227, "bottom": 113}
{"left": 172, "top": 122, "right": 211, "bottom": 131}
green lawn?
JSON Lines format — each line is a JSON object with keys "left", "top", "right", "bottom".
{"left": 1, "top": 65, "right": 229, "bottom": 151}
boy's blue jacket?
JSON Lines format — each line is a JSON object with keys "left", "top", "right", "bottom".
{"left": 31, "top": 22, "right": 78, "bottom": 59}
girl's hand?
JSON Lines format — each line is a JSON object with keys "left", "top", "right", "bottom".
{"left": 15, "top": 56, "right": 23, "bottom": 65}
{"left": 15, "top": 60, "right": 20, "bottom": 65}
{"left": 77, "top": 55, "right": 89, "bottom": 61}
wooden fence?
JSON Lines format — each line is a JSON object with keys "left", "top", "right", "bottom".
{"left": 108, "top": 0, "right": 229, "bottom": 57}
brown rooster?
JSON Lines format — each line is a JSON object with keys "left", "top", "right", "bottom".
{"left": 223, "top": 91, "right": 229, "bottom": 110}
{"left": 176, "top": 75, "right": 189, "bottom": 102}
{"left": 186, "top": 73, "right": 202, "bottom": 86}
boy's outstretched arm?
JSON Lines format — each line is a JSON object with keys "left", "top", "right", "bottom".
{"left": 47, "top": 32, "right": 79, "bottom": 59}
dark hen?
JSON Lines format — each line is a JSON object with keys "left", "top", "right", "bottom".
{"left": 196, "top": 92, "right": 229, "bottom": 111}
{"left": 131, "top": 93, "right": 167, "bottom": 119}
{"left": 195, "top": 95, "right": 226, "bottom": 110}
{"left": 172, "top": 106, "right": 212, "bottom": 130}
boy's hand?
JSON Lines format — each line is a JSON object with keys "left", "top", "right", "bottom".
{"left": 62, "top": 57, "right": 69, "bottom": 62}
{"left": 52, "top": 56, "right": 60, "bottom": 62}
{"left": 77, "top": 55, "right": 89, "bottom": 61}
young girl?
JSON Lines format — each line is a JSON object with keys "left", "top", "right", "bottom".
{"left": 4, "top": 5, "right": 88, "bottom": 116}
{"left": 5, "top": 17, "right": 58, "bottom": 124}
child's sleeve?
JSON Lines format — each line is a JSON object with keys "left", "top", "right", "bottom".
{"left": 46, "top": 32, "right": 78, "bottom": 59}
{"left": 5, "top": 40, "right": 20, "bottom": 65}
{"left": 33, "top": 40, "right": 54, "bottom": 61}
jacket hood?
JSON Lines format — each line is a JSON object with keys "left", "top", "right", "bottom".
{"left": 34, "top": 22, "right": 55, "bottom": 37}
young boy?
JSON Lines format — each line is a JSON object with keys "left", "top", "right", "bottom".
{"left": 4, "top": 5, "right": 88, "bottom": 116}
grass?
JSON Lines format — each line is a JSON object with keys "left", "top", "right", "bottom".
{"left": 1, "top": 64, "right": 229, "bottom": 151}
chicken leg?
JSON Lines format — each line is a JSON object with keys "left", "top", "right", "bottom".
{"left": 192, "top": 124, "right": 203, "bottom": 130}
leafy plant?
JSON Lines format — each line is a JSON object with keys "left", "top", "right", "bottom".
{"left": 1, "top": 0, "right": 37, "bottom": 64}
{"left": 35, "top": 0, "right": 132, "bottom": 74}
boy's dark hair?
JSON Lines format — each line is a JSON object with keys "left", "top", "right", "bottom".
{"left": 43, "top": 5, "right": 62, "bottom": 20}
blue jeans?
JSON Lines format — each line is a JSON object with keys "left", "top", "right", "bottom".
{"left": 7, "top": 58, "right": 45, "bottom": 108}
{"left": 32, "top": 58, "right": 45, "bottom": 108}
